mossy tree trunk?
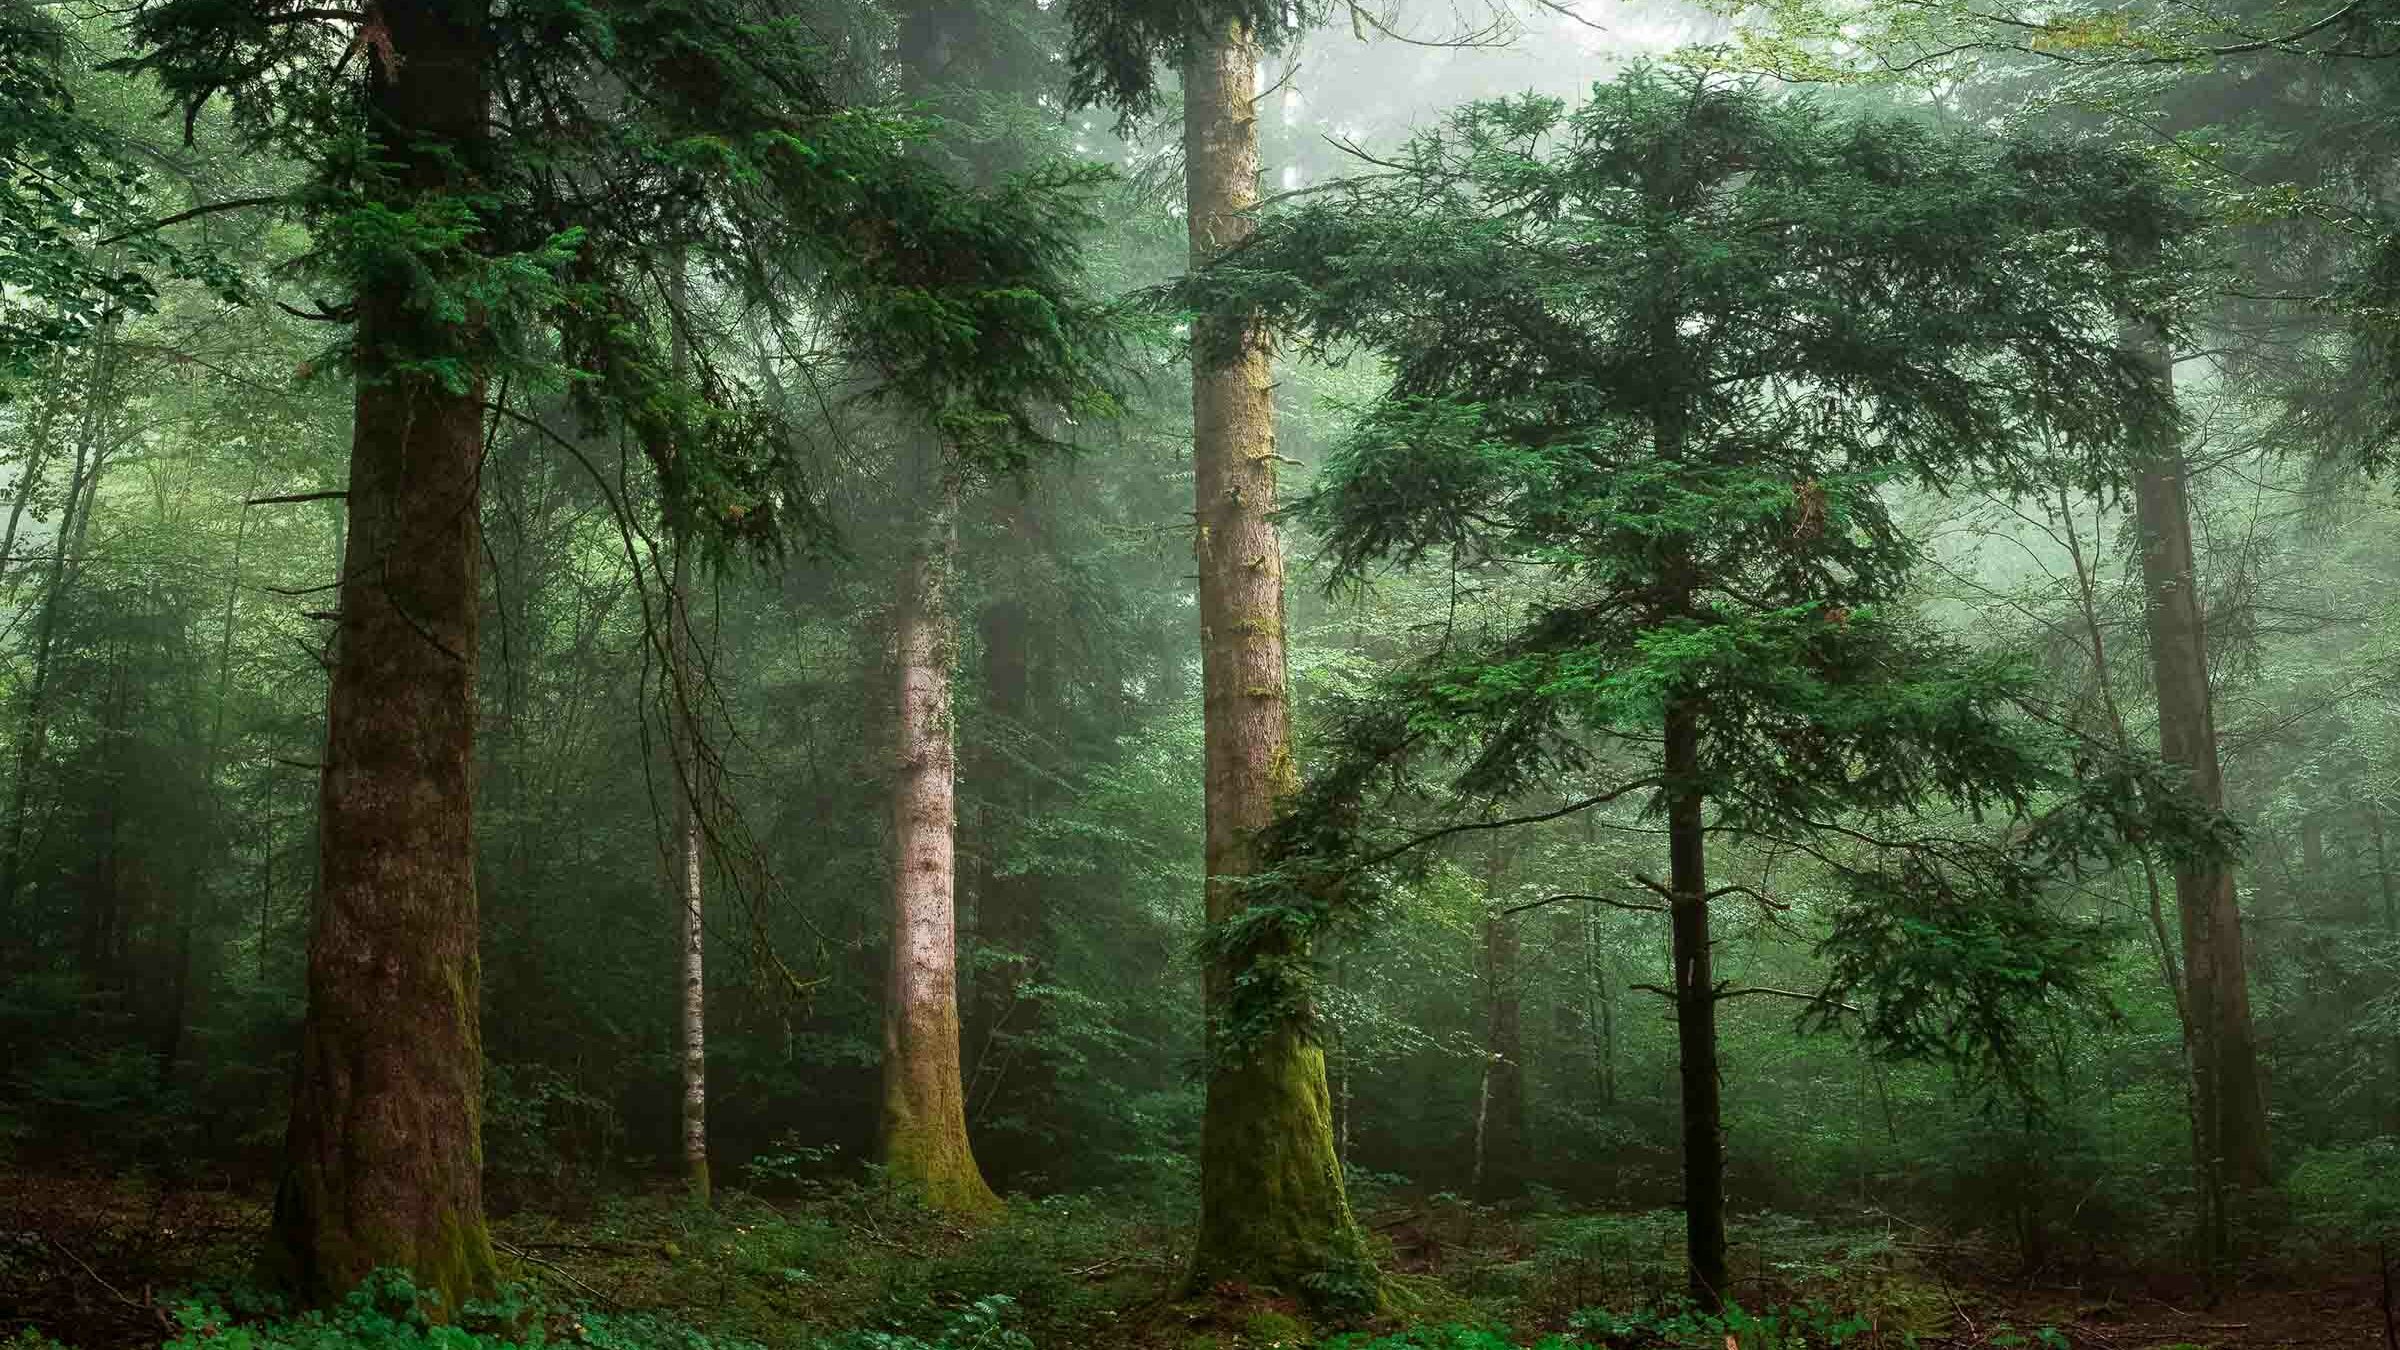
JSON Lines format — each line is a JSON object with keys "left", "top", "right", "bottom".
{"left": 880, "top": 457, "right": 1001, "bottom": 1216}
{"left": 267, "top": 0, "right": 499, "bottom": 1313}
{"left": 1183, "top": 19, "right": 1366, "bottom": 1301}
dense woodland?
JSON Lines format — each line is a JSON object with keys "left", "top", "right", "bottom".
{"left": 1, "top": 0, "right": 2398, "bottom": 1346}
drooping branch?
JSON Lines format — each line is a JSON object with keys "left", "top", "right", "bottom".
{"left": 1500, "top": 890, "right": 1668, "bottom": 917}
{"left": 1352, "top": 778, "right": 1664, "bottom": 871}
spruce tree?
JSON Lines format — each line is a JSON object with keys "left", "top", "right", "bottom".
{"left": 114, "top": 0, "right": 1119, "bottom": 1310}
{"left": 1192, "top": 66, "right": 2229, "bottom": 1307}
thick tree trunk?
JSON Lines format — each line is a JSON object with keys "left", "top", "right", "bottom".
{"left": 880, "top": 463, "right": 999, "bottom": 1215}
{"left": 668, "top": 533, "right": 709, "bottom": 1206}
{"left": 1665, "top": 697, "right": 1727, "bottom": 1310}
{"left": 2128, "top": 351, "right": 2272, "bottom": 1236}
{"left": 1183, "top": 18, "right": 1364, "bottom": 1299}
{"left": 266, "top": 1, "right": 499, "bottom": 1312}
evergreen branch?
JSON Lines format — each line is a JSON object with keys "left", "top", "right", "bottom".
{"left": 1499, "top": 890, "right": 1668, "bottom": 917}
{"left": 1352, "top": 779, "right": 1663, "bottom": 871}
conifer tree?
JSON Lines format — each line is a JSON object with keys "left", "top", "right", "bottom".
{"left": 115, "top": 0, "right": 1118, "bottom": 1309}
{"left": 1195, "top": 67, "right": 2231, "bottom": 1307}
{"left": 1061, "top": 0, "right": 1371, "bottom": 1300}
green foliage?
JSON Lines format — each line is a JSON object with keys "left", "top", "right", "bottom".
{"left": 1187, "top": 64, "right": 2221, "bottom": 1093}
{"left": 820, "top": 1296, "right": 1033, "bottom": 1350}
{"left": 111, "top": 0, "right": 1129, "bottom": 559}
{"left": 160, "top": 1270, "right": 761, "bottom": 1349}
{"left": 2287, "top": 1138, "right": 2400, "bottom": 1245}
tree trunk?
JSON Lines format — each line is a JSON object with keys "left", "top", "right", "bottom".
{"left": 1183, "top": 18, "right": 1365, "bottom": 1299}
{"left": 0, "top": 346, "right": 69, "bottom": 597}
{"left": 2128, "top": 348, "right": 2272, "bottom": 1251}
{"left": 1665, "top": 696, "right": 1727, "bottom": 1310}
{"left": 669, "top": 531, "right": 709, "bottom": 1206}
{"left": 880, "top": 460, "right": 999, "bottom": 1215}
{"left": 2373, "top": 808, "right": 2400, "bottom": 1135}
{"left": 1476, "top": 840, "right": 1525, "bottom": 1200}
{"left": 1, "top": 329, "right": 115, "bottom": 911}
{"left": 266, "top": 0, "right": 499, "bottom": 1312}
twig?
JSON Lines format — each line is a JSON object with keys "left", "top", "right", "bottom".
{"left": 247, "top": 490, "right": 348, "bottom": 507}
{"left": 494, "top": 1239, "right": 622, "bottom": 1308}
{"left": 47, "top": 1236, "right": 145, "bottom": 1310}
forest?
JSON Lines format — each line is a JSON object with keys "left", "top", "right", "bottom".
{"left": 0, "top": 0, "right": 2396, "bottom": 1345}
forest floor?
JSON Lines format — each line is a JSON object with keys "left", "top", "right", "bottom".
{"left": 0, "top": 1171, "right": 2386, "bottom": 1349}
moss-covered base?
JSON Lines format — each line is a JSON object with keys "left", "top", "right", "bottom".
{"left": 1187, "top": 1026, "right": 1376, "bottom": 1312}
{"left": 263, "top": 1171, "right": 501, "bottom": 1319}
{"left": 882, "top": 1118, "right": 1003, "bottom": 1218}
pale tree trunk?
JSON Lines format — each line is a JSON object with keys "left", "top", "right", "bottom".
{"left": 657, "top": 253, "right": 709, "bottom": 1208}
{"left": 1184, "top": 21, "right": 1364, "bottom": 1298}
{"left": 266, "top": 0, "right": 499, "bottom": 1312}
{"left": 2128, "top": 344, "right": 2272, "bottom": 1272}
{"left": 668, "top": 531, "right": 708, "bottom": 1206}
{"left": 879, "top": 457, "right": 999, "bottom": 1215}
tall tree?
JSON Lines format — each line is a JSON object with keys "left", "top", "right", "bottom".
{"left": 1183, "top": 20, "right": 1365, "bottom": 1298}
{"left": 2129, "top": 338, "right": 2274, "bottom": 1225}
{"left": 121, "top": 0, "right": 1121, "bottom": 1303}
{"left": 1201, "top": 68, "right": 2227, "bottom": 1306}
{"left": 1060, "top": 0, "right": 1370, "bottom": 1298}
{"left": 869, "top": 0, "right": 1030, "bottom": 1218}
{"left": 268, "top": 4, "right": 499, "bottom": 1306}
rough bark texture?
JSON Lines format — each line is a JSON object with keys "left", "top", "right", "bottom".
{"left": 669, "top": 535, "right": 709, "bottom": 1207}
{"left": 880, "top": 465, "right": 1000, "bottom": 1216}
{"left": 266, "top": 0, "right": 499, "bottom": 1312}
{"left": 1184, "top": 22, "right": 1365, "bottom": 1299}
{"left": 1665, "top": 698, "right": 1727, "bottom": 1310}
{"left": 2129, "top": 349, "right": 2273, "bottom": 1218}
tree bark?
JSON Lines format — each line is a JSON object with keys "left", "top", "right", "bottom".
{"left": 2127, "top": 348, "right": 2273, "bottom": 1239}
{"left": 266, "top": 0, "right": 499, "bottom": 1312}
{"left": 1666, "top": 696, "right": 1727, "bottom": 1310}
{"left": 880, "top": 459, "right": 1000, "bottom": 1215}
{"left": 1183, "top": 18, "right": 1365, "bottom": 1300}
{"left": 668, "top": 530, "right": 708, "bottom": 1207}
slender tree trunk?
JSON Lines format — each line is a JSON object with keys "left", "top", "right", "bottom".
{"left": 0, "top": 347, "right": 69, "bottom": 597}
{"left": 1665, "top": 696, "right": 1727, "bottom": 1309}
{"left": 2127, "top": 347, "right": 2272, "bottom": 1263}
{"left": 267, "top": 1, "right": 499, "bottom": 1311}
{"left": 1476, "top": 840, "right": 1524, "bottom": 1200}
{"left": 1184, "top": 18, "right": 1364, "bottom": 1299}
{"left": 668, "top": 530, "right": 709, "bottom": 1206}
{"left": 2373, "top": 809, "right": 2400, "bottom": 1135}
{"left": 1, "top": 330, "right": 116, "bottom": 910}
{"left": 880, "top": 460, "right": 999, "bottom": 1215}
